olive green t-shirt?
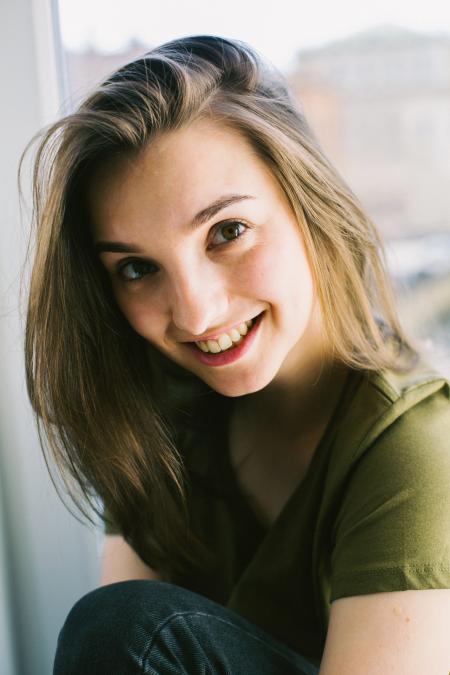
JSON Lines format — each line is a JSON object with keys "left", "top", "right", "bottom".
{"left": 104, "top": 361, "right": 450, "bottom": 666}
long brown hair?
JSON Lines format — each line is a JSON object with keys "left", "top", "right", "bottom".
{"left": 23, "top": 35, "right": 417, "bottom": 578}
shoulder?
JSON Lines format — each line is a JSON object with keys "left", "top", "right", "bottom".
{"left": 368, "top": 357, "right": 449, "bottom": 416}
{"left": 368, "top": 359, "right": 449, "bottom": 454}
{"left": 340, "top": 358, "right": 449, "bottom": 462}
{"left": 330, "top": 359, "right": 450, "bottom": 602}
{"left": 328, "top": 359, "right": 449, "bottom": 494}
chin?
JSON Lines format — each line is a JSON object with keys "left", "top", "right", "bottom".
{"left": 202, "top": 367, "right": 277, "bottom": 398}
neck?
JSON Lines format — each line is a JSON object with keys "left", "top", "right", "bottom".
{"left": 234, "top": 302, "right": 349, "bottom": 436}
{"left": 240, "top": 359, "right": 348, "bottom": 434}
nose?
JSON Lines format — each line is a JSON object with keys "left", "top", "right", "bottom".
{"left": 168, "top": 264, "right": 229, "bottom": 339}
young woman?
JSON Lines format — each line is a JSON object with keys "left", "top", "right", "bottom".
{"left": 24, "top": 35, "right": 450, "bottom": 674}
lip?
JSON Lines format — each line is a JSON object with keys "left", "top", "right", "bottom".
{"left": 184, "top": 311, "right": 265, "bottom": 367}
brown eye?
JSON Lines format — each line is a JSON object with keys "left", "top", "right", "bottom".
{"left": 118, "top": 259, "right": 157, "bottom": 282}
{"left": 210, "top": 220, "right": 247, "bottom": 246}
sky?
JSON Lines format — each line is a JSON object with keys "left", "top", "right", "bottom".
{"left": 58, "top": 0, "right": 450, "bottom": 71}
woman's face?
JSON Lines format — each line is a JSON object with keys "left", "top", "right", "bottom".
{"left": 89, "top": 118, "right": 326, "bottom": 397}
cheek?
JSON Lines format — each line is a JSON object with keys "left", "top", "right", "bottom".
{"left": 238, "top": 234, "right": 314, "bottom": 308}
{"left": 113, "top": 289, "right": 162, "bottom": 340}
{"left": 236, "top": 241, "right": 280, "bottom": 299}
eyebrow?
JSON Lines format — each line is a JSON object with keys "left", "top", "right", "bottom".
{"left": 93, "top": 193, "right": 254, "bottom": 255}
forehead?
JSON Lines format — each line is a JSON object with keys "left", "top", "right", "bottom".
{"left": 87, "top": 118, "right": 284, "bottom": 240}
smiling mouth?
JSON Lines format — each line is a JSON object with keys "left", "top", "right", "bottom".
{"left": 193, "top": 311, "right": 264, "bottom": 354}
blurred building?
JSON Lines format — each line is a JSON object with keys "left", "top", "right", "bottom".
{"left": 288, "top": 25, "right": 450, "bottom": 238}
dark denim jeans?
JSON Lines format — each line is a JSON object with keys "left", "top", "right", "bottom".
{"left": 53, "top": 580, "right": 319, "bottom": 674}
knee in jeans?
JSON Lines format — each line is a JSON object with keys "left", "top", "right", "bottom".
{"left": 55, "top": 580, "right": 174, "bottom": 671}
{"left": 58, "top": 580, "right": 198, "bottom": 648}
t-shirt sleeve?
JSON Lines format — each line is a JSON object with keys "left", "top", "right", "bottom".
{"left": 330, "top": 386, "right": 450, "bottom": 602}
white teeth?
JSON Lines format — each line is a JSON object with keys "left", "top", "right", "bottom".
{"left": 206, "top": 340, "right": 221, "bottom": 353}
{"left": 229, "top": 328, "right": 241, "bottom": 343}
{"left": 218, "top": 334, "right": 233, "bottom": 350}
{"left": 195, "top": 316, "right": 256, "bottom": 353}
{"left": 238, "top": 323, "right": 248, "bottom": 336}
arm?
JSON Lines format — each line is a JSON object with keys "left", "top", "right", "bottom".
{"left": 100, "top": 534, "right": 162, "bottom": 585}
{"left": 320, "top": 384, "right": 450, "bottom": 672}
{"left": 319, "top": 588, "right": 450, "bottom": 674}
